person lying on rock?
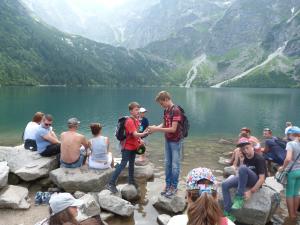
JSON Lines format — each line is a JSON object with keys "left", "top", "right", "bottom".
{"left": 48, "top": 192, "right": 104, "bottom": 225}
{"left": 222, "top": 137, "right": 267, "bottom": 222}
{"left": 35, "top": 114, "right": 61, "bottom": 157}
{"left": 167, "top": 167, "right": 235, "bottom": 225}
{"left": 60, "top": 118, "right": 89, "bottom": 168}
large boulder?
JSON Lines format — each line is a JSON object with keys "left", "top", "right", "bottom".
{"left": 0, "top": 161, "right": 9, "bottom": 187}
{"left": 50, "top": 167, "right": 113, "bottom": 192}
{"left": 152, "top": 195, "right": 186, "bottom": 214}
{"left": 97, "top": 190, "right": 134, "bottom": 217}
{"left": 0, "top": 146, "right": 58, "bottom": 181}
{"left": 223, "top": 166, "right": 236, "bottom": 177}
{"left": 218, "top": 185, "right": 280, "bottom": 225}
{"left": 0, "top": 185, "right": 30, "bottom": 209}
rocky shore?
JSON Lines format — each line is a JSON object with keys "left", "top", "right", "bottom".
{"left": 0, "top": 145, "right": 287, "bottom": 225}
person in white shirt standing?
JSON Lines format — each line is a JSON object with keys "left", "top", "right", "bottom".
{"left": 23, "top": 112, "right": 44, "bottom": 151}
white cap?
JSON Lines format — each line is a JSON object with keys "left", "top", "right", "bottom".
{"left": 139, "top": 107, "right": 147, "bottom": 113}
{"left": 49, "top": 193, "right": 83, "bottom": 215}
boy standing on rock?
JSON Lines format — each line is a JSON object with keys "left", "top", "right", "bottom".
{"left": 148, "top": 91, "right": 183, "bottom": 198}
{"left": 106, "top": 102, "right": 149, "bottom": 193}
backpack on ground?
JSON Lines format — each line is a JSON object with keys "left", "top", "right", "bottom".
{"left": 170, "top": 105, "right": 190, "bottom": 138}
{"left": 274, "top": 138, "right": 287, "bottom": 149}
{"left": 115, "top": 116, "right": 128, "bottom": 141}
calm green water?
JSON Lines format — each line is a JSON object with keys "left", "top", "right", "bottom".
{"left": 0, "top": 86, "right": 300, "bottom": 146}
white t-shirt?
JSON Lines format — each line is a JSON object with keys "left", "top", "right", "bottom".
{"left": 167, "top": 214, "right": 235, "bottom": 225}
{"left": 23, "top": 121, "right": 40, "bottom": 140}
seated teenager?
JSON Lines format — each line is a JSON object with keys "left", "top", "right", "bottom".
{"left": 88, "top": 123, "right": 114, "bottom": 169}
{"left": 168, "top": 167, "right": 235, "bottom": 225}
{"left": 222, "top": 137, "right": 267, "bottom": 221}
{"left": 35, "top": 114, "right": 61, "bottom": 157}
{"left": 23, "top": 111, "right": 44, "bottom": 151}
{"left": 60, "top": 118, "right": 89, "bottom": 168}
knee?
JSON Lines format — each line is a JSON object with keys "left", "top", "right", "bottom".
{"left": 222, "top": 181, "right": 229, "bottom": 190}
{"left": 238, "top": 165, "right": 248, "bottom": 174}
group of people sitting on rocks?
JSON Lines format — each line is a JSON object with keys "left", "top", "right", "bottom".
{"left": 223, "top": 124, "right": 300, "bottom": 223}
{"left": 23, "top": 90, "right": 300, "bottom": 225}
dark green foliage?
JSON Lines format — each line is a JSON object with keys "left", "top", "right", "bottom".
{"left": 0, "top": 0, "right": 171, "bottom": 86}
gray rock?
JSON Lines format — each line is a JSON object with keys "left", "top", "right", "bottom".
{"left": 264, "top": 176, "right": 284, "bottom": 193}
{"left": 74, "top": 191, "right": 86, "bottom": 199}
{"left": 100, "top": 211, "right": 115, "bottom": 221}
{"left": 153, "top": 195, "right": 186, "bottom": 214}
{"left": 223, "top": 166, "right": 236, "bottom": 177}
{"left": 0, "top": 161, "right": 9, "bottom": 188}
{"left": 77, "top": 193, "right": 101, "bottom": 221}
{"left": 157, "top": 214, "right": 171, "bottom": 225}
{"left": 218, "top": 157, "right": 231, "bottom": 166}
{"left": 218, "top": 185, "right": 280, "bottom": 225}
{"left": 0, "top": 185, "right": 30, "bottom": 209}
{"left": 121, "top": 184, "right": 140, "bottom": 201}
{"left": 49, "top": 167, "right": 113, "bottom": 192}
{"left": 218, "top": 139, "right": 234, "bottom": 145}
{"left": 97, "top": 190, "right": 134, "bottom": 217}
{"left": 120, "top": 161, "right": 154, "bottom": 180}
{"left": 0, "top": 146, "right": 58, "bottom": 181}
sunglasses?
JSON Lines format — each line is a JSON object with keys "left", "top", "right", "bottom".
{"left": 44, "top": 123, "right": 52, "bottom": 127}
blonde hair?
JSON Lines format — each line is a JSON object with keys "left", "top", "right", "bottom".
{"left": 155, "top": 91, "right": 171, "bottom": 102}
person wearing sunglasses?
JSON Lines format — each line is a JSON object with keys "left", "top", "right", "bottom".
{"left": 35, "top": 114, "right": 61, "bottom": 157}
{"left": 167, "top": 167, "right": 235, "bottom": 225}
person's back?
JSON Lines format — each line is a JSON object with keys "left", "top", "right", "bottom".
{"left": 36, "top": 124, "right": 51, "bottom": 153}
{"left": 61, "top": 131, "right": 85, "bottom": 163}
{"left": 90, "top": 136, "right": 108, "bottom": 162}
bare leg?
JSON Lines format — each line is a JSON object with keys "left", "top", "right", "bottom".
{"left": 286, "top": 197, "right": 297, "bottom": 219}
{"left": 293, "top": 196, "right": 300, "bottom": 216}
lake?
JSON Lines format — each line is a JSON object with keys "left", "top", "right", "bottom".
{"left": 0, "top": 86, "right": 299, "bottom": 224}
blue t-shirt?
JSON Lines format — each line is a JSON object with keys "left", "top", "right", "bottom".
{"left": 35, "top": 125, "right": 51, "bottom": 153}
{"left": 139, "top": 117, "right": 149, "bottom": 133}
{"left": 265, "top": 137, "right": 286, "bottom": 161}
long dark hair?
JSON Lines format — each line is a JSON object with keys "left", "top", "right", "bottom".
{"left": 49, "top": 207, "right": 79, "bottom": 225}
{"left": 187, "top": 190, "right": 223, "bottom": 225}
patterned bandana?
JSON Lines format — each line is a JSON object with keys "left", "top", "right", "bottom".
{"left": 186, "top": 167, "right": 216, "bottom": 190}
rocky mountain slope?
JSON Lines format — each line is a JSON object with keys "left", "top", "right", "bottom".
{"left": 0, "top": 0, "right": 172, "bottom": 86}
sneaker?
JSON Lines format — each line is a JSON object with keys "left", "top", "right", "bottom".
{"left": 160, "top": 186, "right": 170, "bottom": 196}
{"left": 232, "top": 196, "right": 244, "bottom": 210}
{"left": 105, "top": 183, "right": 118, "bottom": 194}
{"left": 224, "top": 211, "right": 236, "bottom": 222}
{"left": 164, "top": 187, "right": 178, "bottom": 198}
{"left": 41, "top": 192, "right": 51, "bottom": 204}
{"left": 34, "top": 191, "right": 43, "bottom": 205}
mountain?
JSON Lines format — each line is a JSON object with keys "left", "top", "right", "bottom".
{"left": 142, "top": 0, "right": 300, "bottom": 87}
{"left": 0, "top": 0, "right": 173, "bottom": 86}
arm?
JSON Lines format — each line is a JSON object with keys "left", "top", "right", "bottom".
{"left": 245, "top": 174, "right": 265, "bottom": 199}
{"left": 81, "top": 136, "right": 89, "bottom": 149}
{"left": 149, "top": 121, "right": 178, "bottom": 133}
{"left": 43, "top": 132, "right": 60, "bottom": 144}
{"left": 278, "top": 149, "right": 293, "bottom": 171}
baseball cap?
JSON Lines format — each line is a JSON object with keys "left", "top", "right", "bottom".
{"left": 49, "top": 193, "right": 83, "bottom": 215}
{"left": 68, "top": 117, "right": 80, "bottom": 126}
{"left": 139, "top": 107, "right": 147, "bottom": 113}
{"left": 240, "top": 127, "right": 251, "bottom": 133}
{"left": 186, "top": 167, "right": 216, "bottom": 190}
{"left": 237, "top": 137, "right": 251, "bottom": 147}
{"left": 287, "top": 127, "right": 300, "bottom": 134}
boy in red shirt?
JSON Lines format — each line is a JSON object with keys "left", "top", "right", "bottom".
{"left": 106, "top": 102, "right": 149, "bottom": 193}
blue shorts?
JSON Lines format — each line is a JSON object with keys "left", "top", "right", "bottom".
{"left": 60, "top": 150, "right": 85, "bottom": 168}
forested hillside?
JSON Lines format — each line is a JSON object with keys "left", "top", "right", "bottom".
{"left": 0, "top": 0, "right": 172, "bottom": 86}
